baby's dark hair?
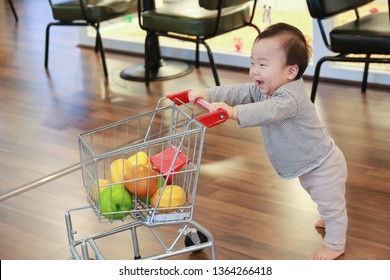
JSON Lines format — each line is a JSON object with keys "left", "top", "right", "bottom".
{"left": 254, "top": 22, "right": 311, "bottom": 79}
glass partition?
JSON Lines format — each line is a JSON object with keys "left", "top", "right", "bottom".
{"left": 78, "top": 0, "right": 390, "bottom": 86}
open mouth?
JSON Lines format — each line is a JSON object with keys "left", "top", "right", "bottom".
{"left": 255, "top": 80, "right": 264, "bottom": 87}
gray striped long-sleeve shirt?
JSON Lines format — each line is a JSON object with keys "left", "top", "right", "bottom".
{"left": 206, "top": 78, "right": 335, "bottom": 179}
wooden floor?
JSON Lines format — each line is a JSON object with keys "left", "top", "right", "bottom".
{"left": 1, "top": 1, "right": 389, "bottom": 260}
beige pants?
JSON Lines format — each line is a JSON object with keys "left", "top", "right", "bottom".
{"left": 299, "top": 146, "right": 348, "bottom": 251}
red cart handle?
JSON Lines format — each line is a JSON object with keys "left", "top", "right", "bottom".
{"left": 167, "top": 90, "right": 228, "bottom": 128}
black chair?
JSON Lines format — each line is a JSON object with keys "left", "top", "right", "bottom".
{"left": 7, "top": 0, "right": 18, "bottom": 21}
{"left": 136, "top": 0, "right": 260, "bottom": 86}
{"left": 306, "top": 0, "right": 390, "bottom": 102}
{"left": 45, "top": 0, "right": 137, "bottom": 78}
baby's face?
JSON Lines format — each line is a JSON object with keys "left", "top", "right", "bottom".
{"left": 249, "top": 36, "right": 295, "bottom": 97}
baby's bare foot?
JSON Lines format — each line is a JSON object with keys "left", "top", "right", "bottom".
{"left": 309, "top": 245, "right": 344, "bottom": 260}
{"left": 314, "top": 219, "right": 325, "bottom": 228}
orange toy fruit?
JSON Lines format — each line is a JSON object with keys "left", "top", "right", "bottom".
{"left": 124, "top": 164, "right": 159, "bottom": 199}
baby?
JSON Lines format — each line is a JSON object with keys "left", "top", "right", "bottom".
{"left": 189, "top": 22, "right": 348, "bottom": 260}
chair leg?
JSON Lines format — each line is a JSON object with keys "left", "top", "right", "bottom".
{"left": 94, "top": 23, "right": 100, "bottom": 53}
{"left": 45, "top": 23, "right": 55, "bottom": 68}
{"left": 250, "top": 23, "right": 261, "bottom": 35}
{"left": 45, "top": 22, "right": 103, "bottom": 75}
{"left": 310, "top": 57, "right": 326, "bottom": 103}
{"left": 144, "top": 32, "right": 152, "bottom": 87}
{"left": 195, "top": 41, "right": 200, "bottom": 68}
{"left": 8, "top": 0, "right": 18, "bottom": 21}
{"left": 202, "top": 41, "right": 220, "bottom": 86}
{"left": 361, "top": 54, "right": 370, "bottom": 93}
{"left": 94, "top": 28, "right": 108, "bottom": 78}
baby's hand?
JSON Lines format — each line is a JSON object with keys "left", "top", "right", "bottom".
{"left": 210, "top": 102, "right": 238, "bottom": 121}
{"left": 188, "top": 89, "right": 209, "bottom": 103}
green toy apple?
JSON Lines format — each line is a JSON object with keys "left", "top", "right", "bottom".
{"left": 100, "top": 184, "right": 133, "bottom": 220}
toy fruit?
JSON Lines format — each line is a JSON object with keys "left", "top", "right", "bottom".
{"left": 157, "top": 176, "right": 166, "bottom": 188}
{"left": 100, "top": 184, "right": 133, "bottom": 220}
{"left": 110, "top": 158, "right": 131, "bottom": 184}
{"left": 138, "top": 176, "right": 166, "bottom": 205}
{"left": 127, "top": 151, "right": 151, "bottom": 168}
{"left": 151, "top": 185, "right": 186, "bottom": 210}
{"left": 124, "top": 164, "right": 159, "bottom": 199}
{"left": 90, "top": 179, "right": 110, "bottom": 203}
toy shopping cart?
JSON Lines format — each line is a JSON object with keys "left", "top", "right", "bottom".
{"left": 65, "top": 90, "right": 228, "bottom": 260}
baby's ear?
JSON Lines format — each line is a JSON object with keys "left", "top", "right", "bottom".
{"left": 287, "top": 64, "right": 299, "bottom": 80}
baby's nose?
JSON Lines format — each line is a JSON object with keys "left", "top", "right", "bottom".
{"left": 251, "top": 68, "right": 261, "bottom": 77}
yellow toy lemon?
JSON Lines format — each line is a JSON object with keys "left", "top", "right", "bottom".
{"left": 90, "top": 179, "right": 110, "bottom": 203}
{"left": 110, "top": 158, "right": 131, "bottom": 184}
{"left": 127, "top": 151, "right": 151, "bottom": 168}
{"left": 151, "top": 185, "right": 186, "bottom": 211}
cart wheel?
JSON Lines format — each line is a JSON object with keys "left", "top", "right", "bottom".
{"left": 184, "top": 230, "right": 208, "bottom": 253}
